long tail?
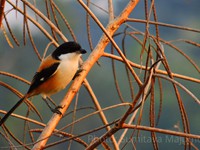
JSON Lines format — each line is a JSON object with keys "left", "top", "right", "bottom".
{"left": 0, "top": 95, "right": 28, "bottom": 126}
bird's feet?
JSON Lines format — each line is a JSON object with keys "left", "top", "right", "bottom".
{"left": 72, "top": 68, "right": 84, "bottom": 80}
{"left": 51, "top": 105, "right": 64, "bottom": 116}
{"left": 42, "top": 97, "right": 64, "bottom": 116}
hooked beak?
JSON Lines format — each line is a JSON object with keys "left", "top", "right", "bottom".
{"left": 80, "top": 49, "right": 87, "bottom": 54}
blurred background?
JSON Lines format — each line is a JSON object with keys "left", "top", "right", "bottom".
{"left": 0, "top": 0, "right": 200, "bottom": 149}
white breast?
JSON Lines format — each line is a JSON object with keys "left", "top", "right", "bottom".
{"left": 58, "top": 53, "right": 82, "bottom": 89}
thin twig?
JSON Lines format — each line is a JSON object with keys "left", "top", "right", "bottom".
{"left": 127, "top": 18, "right": 200, "bottom": 33}
{"left": 154, "top": 74, "right": 200, "bottom": 105}
{"left": 3, "top": 13, "right": 20, "bottom": 46}
{"left": 7, "top": 0, "right": 59, "bottom": 47}
{"left": 102, "top": 53, "right": 200, "bottom": 83}
{"left": 83, "top": 79, "right": 119, "bottom": 149}
{"left": 122, "top": 124, "right": 200, "bottom": 140}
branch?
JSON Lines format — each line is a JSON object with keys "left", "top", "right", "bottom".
{"left": 127, "top": 18, "right": 200, "bottom": 33}
{"left": 83, "top": 79, "right": 118, "bottom": 149}
{"left": 122, "top": 123, "right": 200, "bottom": 139}
{"left": 154, "top": 74, "right": 200, "bottom": 105}
{"left": 103, "top": 52, "right": 200, "bottom": 83}
{"left": 19, "top": 0, "right": 68, "bottom": 42}
{"left": 0, "top": 0, "right": 5, "bottom": 28}
{"left": 7, "top": 0, "right": 59, "bottom": 47}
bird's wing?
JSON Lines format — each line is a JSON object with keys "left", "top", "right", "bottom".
{"left": 27, "top": 62, "right": 60, "bottom": 94}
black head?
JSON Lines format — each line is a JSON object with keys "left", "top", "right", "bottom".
{"left": 52, "top": 41, "right": 87, "bottom": 60}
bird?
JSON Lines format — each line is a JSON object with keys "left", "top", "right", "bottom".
{"left": 0, "top": 41, "right": 87, "bottom": 126}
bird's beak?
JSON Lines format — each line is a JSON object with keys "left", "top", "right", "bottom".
{"left": 80, "top": 49, "right": 87, "bottom": 54}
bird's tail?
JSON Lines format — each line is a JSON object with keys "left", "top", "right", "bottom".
{"left": 0, "top": 95, "right": 28, "bottom": 126}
